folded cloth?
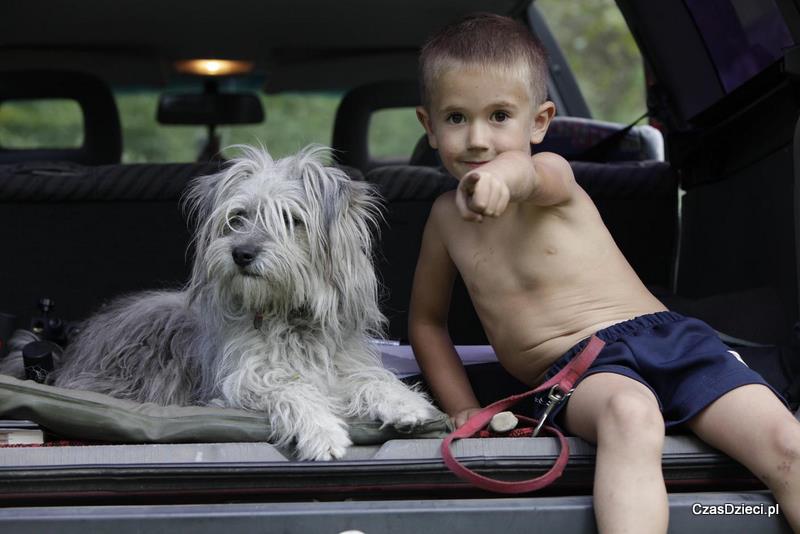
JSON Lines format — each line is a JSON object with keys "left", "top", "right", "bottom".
{"left": 0, "top": 374, "right": 449, "bottom": 445}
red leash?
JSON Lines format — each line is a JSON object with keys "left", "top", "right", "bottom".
{"left": 441, "top": 335, "right": 605, "bottom": 493}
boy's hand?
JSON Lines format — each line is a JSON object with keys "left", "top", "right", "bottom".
{"left": 456, "top": 171, "right": 511, "bottom": 223}
{"left": 451, "top": 407, "right": 483, "bottom": 429}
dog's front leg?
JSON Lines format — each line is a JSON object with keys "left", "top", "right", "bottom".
{"left": 334, "top": 345, "right": 439, "bottom": 430}
{"left": 223, "top": 370, "right": 352, "bottom": 461}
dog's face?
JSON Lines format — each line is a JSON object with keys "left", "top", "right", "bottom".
{"left": 184, "top": 145, "right": 384, "bottom": 332}
{"left": 206, "top": 163, "right": 313, "bottom": 309}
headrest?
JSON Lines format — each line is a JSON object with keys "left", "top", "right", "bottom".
{"left": 410, "top": 135, "right": 441, "bottom": 167}
{"left": 332, "top": 81, "right": 419, "bottom": 171}
{"left": 541, "top": 117, "right": 664, "bottom": 162}
{"left": 0, "top": 70, "right": 122, "bottom": 165}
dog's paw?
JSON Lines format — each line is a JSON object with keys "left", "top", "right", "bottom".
{"left": 295, "top": 420, "right": 352, "bottom": 461}
{"left": 376, "top": 391, "right": 440, "bottom": 430}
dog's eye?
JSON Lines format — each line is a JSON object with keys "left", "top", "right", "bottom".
{"left": 283, "top": 211, "right": 303, "bottom": 228}
{"left": 227, "top": 210, "right": 247, "bottom": 231}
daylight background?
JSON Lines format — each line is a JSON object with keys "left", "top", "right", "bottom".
{"left": 0, "top": 0, "right": 644, "bottom": 164}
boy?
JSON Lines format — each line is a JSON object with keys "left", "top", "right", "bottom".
{"left": 409, "top": 13, "right": 800, "bottom": 533}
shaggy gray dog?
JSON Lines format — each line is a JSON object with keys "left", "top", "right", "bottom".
{"left": 49, "top": 145, "right": 438, "bottom": 460}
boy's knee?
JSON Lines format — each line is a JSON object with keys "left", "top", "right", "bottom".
{"left": 599, "top": 390, "right": 664, "bottom": 447}
{"left": 754, "top": 420, "right": 800, "bottom": 495}
{"left": 769, "top": 419, "right": 800, "bottom": 467}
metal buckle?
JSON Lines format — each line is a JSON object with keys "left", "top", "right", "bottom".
{"left": 532, "top": 385, "right": 574, "bottom": 437}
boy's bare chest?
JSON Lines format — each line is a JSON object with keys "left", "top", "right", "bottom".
{"left": 446, "top": 211, "right": 578, "bottom": 297}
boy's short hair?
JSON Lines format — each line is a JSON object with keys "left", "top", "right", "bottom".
{"left": 419, "top": 13, "right": 549, "bottom": 109}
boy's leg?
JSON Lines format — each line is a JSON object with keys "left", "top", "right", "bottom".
{"left": 685, "top": 384, "right": 800, "bottom": 530}
{"left": 563, "top": 372, "right": 668, "bottom": 534}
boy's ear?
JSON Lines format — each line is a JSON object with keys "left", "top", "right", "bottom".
{"left": 416, "top": 106, "right": 438, "bottom": 149}
{"left": 531, "top": 101, "right": 556, "bottom": 145}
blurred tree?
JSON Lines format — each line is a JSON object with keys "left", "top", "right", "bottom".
{"left": 0, "top": 100, "right": 83, "bottom": 149}
{"left": 537, "top": 0, "right": 645, "bottom": 123}
{"left": 118, "top": 92, "right": 343, "bottom": 163}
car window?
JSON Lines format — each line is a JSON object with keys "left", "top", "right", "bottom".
{"left": 536, "top": 0, "right": 646, "bottom": 123}
{"left": 0, "top": 90, "right": 434, "bottom": 164}
{"left": 368, "top": 107, "right": 425, "bottom": 161}
{"left": 117, "top": 91, "right": 343, "bottom": 163}
{"left": 221, "top": 93, "right": 343, "bottom": 161}
{"left": 120, "top": 92, "right": 425, "bottom": 164}
{"left": 0, "top": 99, "right": 84, "bottom": 149}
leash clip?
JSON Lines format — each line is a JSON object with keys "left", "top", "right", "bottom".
{"left": 532, "top": 385, "right": 573, "bottom": 437}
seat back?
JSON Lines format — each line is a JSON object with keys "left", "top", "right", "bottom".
{"left": 0, "top": 161, "right": 220, "bottom": 325}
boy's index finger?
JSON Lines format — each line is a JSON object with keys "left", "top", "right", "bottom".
{"left": 462, "top": 171, "right": 480, "bottom": 194}
{"left": 455, "top": 185, "right": 482, "bottom": 222}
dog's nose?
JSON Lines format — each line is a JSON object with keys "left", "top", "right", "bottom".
{"left": 232, "top": 245, "right": 259, "bottom": 267}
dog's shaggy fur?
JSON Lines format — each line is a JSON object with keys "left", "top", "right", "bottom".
{"left": 47, "top": 145, "right": 438, "bottom": 460}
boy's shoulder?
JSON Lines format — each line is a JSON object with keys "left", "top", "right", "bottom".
{"left": 532, "top": 150, "right": 570, "bottom": 165}
{"left": 431, "top": 189, "right": 457, "bottom": 215}
{"left": 531, "top": 151, "right": 575, "bottom": 181}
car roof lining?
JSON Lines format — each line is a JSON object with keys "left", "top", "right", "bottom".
{"left": 0, "top": 0, "right": 529, "bottom": 91}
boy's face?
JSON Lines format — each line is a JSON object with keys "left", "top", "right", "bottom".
{"left": 416, "top": 64, "right": 555, "bottom": 180}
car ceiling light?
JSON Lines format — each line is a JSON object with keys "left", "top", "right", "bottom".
{"left": 174, "top": 59, "right": 254, "bottom": 77}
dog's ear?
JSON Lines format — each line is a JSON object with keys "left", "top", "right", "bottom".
{"left": 182, "top": 171, "right": 223, "bottom": 295}
{"left": 297, "top": 150, "right": 385, "bottom": 333}
{"left": 324, "top": 176, "right": 385, "bottom": 333}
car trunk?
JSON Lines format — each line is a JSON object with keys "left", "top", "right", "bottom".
{"left": 2, "top": 1, "right": 800, "bottom": 532}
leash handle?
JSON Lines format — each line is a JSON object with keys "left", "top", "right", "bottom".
{"left": 440, "top": 335, "right": 605, "bottom": 494}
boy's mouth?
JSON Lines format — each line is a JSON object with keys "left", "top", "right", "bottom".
{"left": 463, "top": 161, "right": 489, "bottom": 169}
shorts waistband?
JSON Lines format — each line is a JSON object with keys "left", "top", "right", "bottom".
{"left": 593, "top": 310, "right": 685, "bottom": 343}
{"left": 541, "top": 311, "right": 685, "bottom": 382}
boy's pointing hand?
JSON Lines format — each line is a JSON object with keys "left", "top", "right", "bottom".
{"left": 456, "top": 171, "right": 511, "bottom": 223}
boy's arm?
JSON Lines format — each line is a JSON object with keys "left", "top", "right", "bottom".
{"left": 456, "top": 150, "right": 576, "bottom": 222}
{"left": 409, "top": 199, "right": 481, "bottom": 426}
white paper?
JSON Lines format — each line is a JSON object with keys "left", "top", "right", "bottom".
{"left": 379, "top": 344, "right": 497, "bottom": 378}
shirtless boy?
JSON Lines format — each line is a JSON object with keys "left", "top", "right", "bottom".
{"left": 409, "top": 13, "right": 800, "bottom": 533}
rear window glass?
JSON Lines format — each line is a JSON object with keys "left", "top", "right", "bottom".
{"left": 685, "top": 0, "right": 794, "bottom": 93}
{"left": 1, "top": 90, "right": 430, "bottom": 164}
{"left": 0, "top": 99, "right": 84, "bottom": 149}
{"left": 116, "top": 92, "right": 426, "bottom": 164}
{"left": 368, "top": 107, "right": 425, "bottom": 160}
{"left": 117, "top": 92, "right": 343, "bottom": 164}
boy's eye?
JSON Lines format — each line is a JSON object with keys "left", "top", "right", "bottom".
{"left": 492, "top": 111, "right": 510, "bottom": 122}
{"left": 446, "top": 113, "right": 465, "bottom": 125}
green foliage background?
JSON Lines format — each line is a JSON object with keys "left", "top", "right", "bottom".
{"left": 0, "top": 0, "right": 643, "bottom": 164}
{"left": 537, "top": 0, "right": 645, "bottom": 122}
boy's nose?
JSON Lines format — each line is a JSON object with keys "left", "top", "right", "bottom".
{"left": 467, "top": 122, "right": 490, "bottom": 150}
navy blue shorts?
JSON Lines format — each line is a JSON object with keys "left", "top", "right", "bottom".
{"left": 531, "top": 311, "right": 786, "bottom": 432}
